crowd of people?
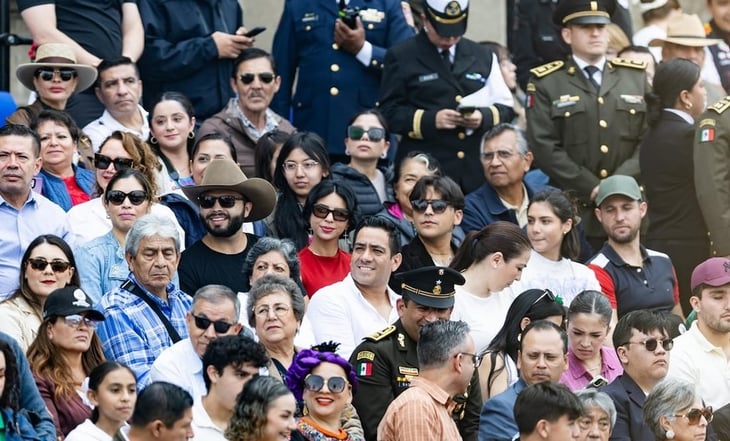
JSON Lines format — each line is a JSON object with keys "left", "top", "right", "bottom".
{"left": 1, "top": 0, "right": 730, "bottom": 439}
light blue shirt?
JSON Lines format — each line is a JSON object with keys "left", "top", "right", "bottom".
{"left": 0, "top": 191, "right": 74, "bottom": 300}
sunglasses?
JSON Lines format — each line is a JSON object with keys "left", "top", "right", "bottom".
{"left": 239, "top": 72, "right": 275, "bottom": 85}
{"left": 27, "top": 257, "right": 71, "bottom": 273}
{"left": 35, "top": 68, "right": 77, "bottom": 82}
{"left": 192, "top": 314, "right": 233, "bottom": 334}
{"left": 94, "top": 153, "right": 134, "bottom": 171}
{"left": 410, "top": 199, "right": 450, "bottom": 214}
{"left": 347, "top": 125, "right": 386, "bottom": 142}
{"left": 198, "top": 194, "right": 246, "bottom": 209}
{"left": 106, "top": 190, "right": 149, "bottom": 206}
{"left": 312, "top": 204, "right": 350, "bottom": 222}
{"left": 675, "top": 406, "right": 713, "bottom": 425}
{"left": 304, "top": 374, "right": 348, "bottom": 394}
{"left": 63, "top": 314, "right": 100, "bottom": 330}
{"left": 531, "top": 289, "right": 556, "bottom": 306}
{"left": 623, "top": 337, "right": 673, "bottom": 352}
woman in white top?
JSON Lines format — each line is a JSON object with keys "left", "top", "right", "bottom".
{"left": 65, "top": 361, "right": 136, "bottom": 441}
{"left": 450, "top": 221, "right": 531, "bottom": 353}
{"left": 509, "top": 188, "right": 601, "bottom": 307}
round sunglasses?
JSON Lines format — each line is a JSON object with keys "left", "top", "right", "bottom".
{"left": 675, "top": 406, "right": 713, "bottom": 425}
{"left": 304, "top": 374, "right": 348, "bottom": 394}
{"left": 622, "top": 337, "right": 673, "bottom": 352}
{"left": 105, "top": 190, "right": 149, "bottom": 206}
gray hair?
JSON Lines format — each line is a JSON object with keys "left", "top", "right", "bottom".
{"left": 576, "top": 389, "right": 617, "bottom": 428}
{"left": 241, "top": 237, "right": 302, "bottom": 292}
{"left": 418, "top": 320, "right": 470, "bottom": 369}
{"left": 644, "top": 378, "right": 699, "bottom": 440}
{"left": 246, "top": 274, "right": 305, "bottom": 327}
{"left": 193, "top": 284, "right": 241, "bottom": 324}
{"left": 124, "top": 213, "right": 181, "bottom": 256}
{"left": 480, "top": 122, "right": 529, "bottom": 156}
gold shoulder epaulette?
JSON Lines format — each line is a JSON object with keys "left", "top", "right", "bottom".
{"left": 708, "top": 96, "right": 730, "bottom": 114}
{"left": 365, "top": 325, "right": 396, "bottom": 341}
{"left": 530, "top": 60, "right": 564, "bottom": 78}
{"left": 610, "top": 58, "right": 647, "bottom": 69}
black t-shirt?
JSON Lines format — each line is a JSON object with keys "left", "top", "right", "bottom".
{"left": 178, "top": 233, "right": 258, "bottom": 296}
{"left": 17, "top": 0, "right": 133, "bottom": 60}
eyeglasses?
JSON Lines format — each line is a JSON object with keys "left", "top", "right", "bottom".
{"left": 481, "top": 149, "right": 518, "bottom": 162}
{"left": 253, "top": 304, "right": 291, "bottom": 319}
{"left": 577, "top": 416, "right": 612, "bottom": 431}
{"left": 198, "top": 194, "right": 246, "bottom": 209}
{"left": 192, "top": 314, "right": 234, "bottom": 334}
{"left": 623, "top": 337, "right": 673, "bottom": 352}
{"left": 94, "top": 153, "right": 134, "bottom": 171}
{"left": 457, "top": 352, "right": 483, "bottom": 368}
{"left": 106, "top": 190, "right": 149, "bottom": 206}
{"left": 282, "top": 160, "right": 320, "bottom": 173}
{"left": 675, "top": 407, "right": 713, "bottom": 425}
{"left": 27, "top": 257, "right": 72, "bottom": 273}
{"left": 63, "top": 314, "right": 100, "bottom": 330}
{"left": 34, "top": 68, "right": 77, "bottom": 82}
{"left": 312, "top": 204, "right": 350, "bottom": 222}
{"left": 410, "top": 199, "right": 450, "bottom": 214}
{"left": 239, "top": 72, "right": 275, "bottom": 85}
{"left": 347, "top": 125, "right": 386, "bottom": 142}
{"left": 304, "top": 374, "right": 348, "bottom": 394}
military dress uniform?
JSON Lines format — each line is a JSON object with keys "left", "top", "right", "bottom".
{"left": 525, "top": 56, "right": 649, "bottom": 239}
{"left": 695, "top": 97, "right": 730, "bottom": 257}
{"left": 271, "top": 0, "right": 414, "bottom": 159}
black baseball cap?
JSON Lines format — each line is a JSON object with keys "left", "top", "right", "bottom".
{"left": 43, "top": 286, "right": 105, "bottom": 321}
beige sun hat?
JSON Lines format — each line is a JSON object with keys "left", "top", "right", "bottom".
{"left": 15, "top": 43, "right": 98, "bottom": 93}
{"left": 181, "top": 159, "right": 276, "bottom": 222}
{"left": 649, "top": 13, "right": 722, "bottom": 47}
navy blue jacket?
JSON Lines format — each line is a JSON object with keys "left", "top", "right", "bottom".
{"left": 462, "top": 177, "right": 545, "bottom": 235}
{"left": 600, "top": 374, "right": 654, "bottom": 441}
{"left": 331, "top": 162, "right": 394, "bottom": 218}
{"left": 271, "top": 0, "right": 413, "bottom": 154}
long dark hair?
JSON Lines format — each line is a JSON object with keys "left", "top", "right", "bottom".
{"left": 147, "top": 91, "right": 196, "bottom": 156}
{"left": 0, "top": 340, "right": 20, "bottom": 413}
{"left": 646, "top": 58, "right": 700, "bottom": 127}
{"left": 528, "top": 189, "right": 581, "bottom": 260}
{"left": 303, "top": 180, "right": 359, "bottom": 234}
{"left": 451, "top": 221, "right": 530, "bottom": 271}
{"left": 88, "top": 361, "right": 136, "bottom": 423}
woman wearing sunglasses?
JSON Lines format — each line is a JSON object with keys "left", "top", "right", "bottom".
{"left": 644, "top": 378, "right": 713, "bottom": 441}
{"left": 68, "top": 130, "right": 174, "bottom": 243}
{"left": 148, "top": 92, "right": 196, "bottom": 193}
{"left": 331, "top": 109, "right": 393, "bottom": 218}
{"left": 0, "top": 235, "right": 78, "bottom": 352}
{"left": 477, "top": 289, "right": 566, "bottom": 400}
{"left": 27, "top": 285, "right": 106, "bottom": 438}
{"left": 299, "top": 181, "right": 358, "bottom": 297}
{"left": 75, "top": 169, "right": 156, "bottom": 303}
{"left": 30, "top": 109, "right": 95, "bottom": 211}
{"left": 286, "top": 342, "right": 361, "bottom": 441}
{"left": 268, "top": 132, "right": 332, "bottom": 250}
{"left": 226, "top": 375, "right": 298, "bottom": 441}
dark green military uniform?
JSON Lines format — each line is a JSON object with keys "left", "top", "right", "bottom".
{"left": 349, "top": 319, "right": 481, "bottom": 441}
{"left": 694, "top": 96, "right": 730, "bottom": 256}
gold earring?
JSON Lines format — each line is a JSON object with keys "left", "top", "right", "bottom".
{"left": 686, "top": 102, "right": 693, "bottom": 110}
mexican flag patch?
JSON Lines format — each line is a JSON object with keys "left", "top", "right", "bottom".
{"left": 358, "top": 362, "right": 372, "bottom": 377}
{"left": 700, "top": 127, "right": 715, "bottom": 143}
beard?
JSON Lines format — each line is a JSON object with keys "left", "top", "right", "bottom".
{"left": 201, "top": 212, "right": 246, "bottom": 238}
{"left": 606, "top": 225, "right": 639, "bottom": 244}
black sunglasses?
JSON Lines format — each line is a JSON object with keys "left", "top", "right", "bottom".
{"left": 94, "top": 153, "right": 134, "bottom": 171}
{"left": 27, "top": 257, "right": 71, "bottom": 273}
{"left": 623, "top": 337, "right": 673, "bottom": 352}
{"left": 192, "top": 314, "right": 233, "bottom": 334}
{"left": 675, "top": 407, "right": 713, "bottom": 425}
{"left": 239, "top": 72, "right": 275, "bottom": 85}
{"left": 198, "top": 194, "right": 246, "bottom": 209}
{"left": 106, "top": 190, "right": 149, "bottom": 206}
{"left": 35, "top": 68, "right": 77, "bottom": 82}
{"left": 304, "top": 374, "right": 348, "bottom": 394}
{"left": 347, "top": 125, "right": 386, "bottom": 142}
{"left": 312, "top": 204, "right": 350, "bottom": 222}
{"left": 410, "top": 199, "right": 450, "bottom": 214}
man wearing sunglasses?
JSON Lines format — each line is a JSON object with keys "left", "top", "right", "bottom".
{"left": 668, "top": 257, "right": 730, "bottom": 412}
{"left": 352, "top": 266, "right": 482, "bottom": 441}
{"left": 149, "top": 285, "right": 247, "bottom": 398}
{"left": 0, "top": 124, "right": 74, "bottom": 301}
{"left": 199, "top": 48, "right": 295, "bottom": 178}
{"left": 179, "top": 159, "right": 275, "bottom": 295}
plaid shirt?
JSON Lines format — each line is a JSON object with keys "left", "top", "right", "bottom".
{"left": 97, "top": 274, "right": 191, "bottom": 385}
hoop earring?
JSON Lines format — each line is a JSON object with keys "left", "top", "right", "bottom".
{"left": 150, "top": 136, "right": 158, "bottom": 145}
{"left": 188, "top": 132, "right": 195, "bottom": 139}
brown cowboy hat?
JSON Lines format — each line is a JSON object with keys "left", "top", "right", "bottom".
{"left": 649, "top": 14, "right": 722, "bottom": 47}
{"left": 16, "top": 43, "right": 98, "bottom": 93}
{"left": 182, "top": 159, "right": 276, "bottom": 222}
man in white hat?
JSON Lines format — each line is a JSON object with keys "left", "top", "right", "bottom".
{"left": 179, "top": 159, "right": 275, "bottom": 295}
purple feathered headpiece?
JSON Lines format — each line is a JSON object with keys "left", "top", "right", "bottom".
{"left": 286, "top": 341, "right": 359, "bottom": 402}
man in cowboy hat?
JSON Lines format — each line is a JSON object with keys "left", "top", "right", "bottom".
{"left": 179, "top": 159, "right": 276, "bottom": 295}
{"left": 379, "top": 0, "right": 515, "bottom": 194}
{"left": 648, "top": 13, "right": 725, "bottom": 104}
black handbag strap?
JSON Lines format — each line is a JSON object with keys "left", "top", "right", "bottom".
{"left": 121, "top": 279, "right": 182, "bottom": 343}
